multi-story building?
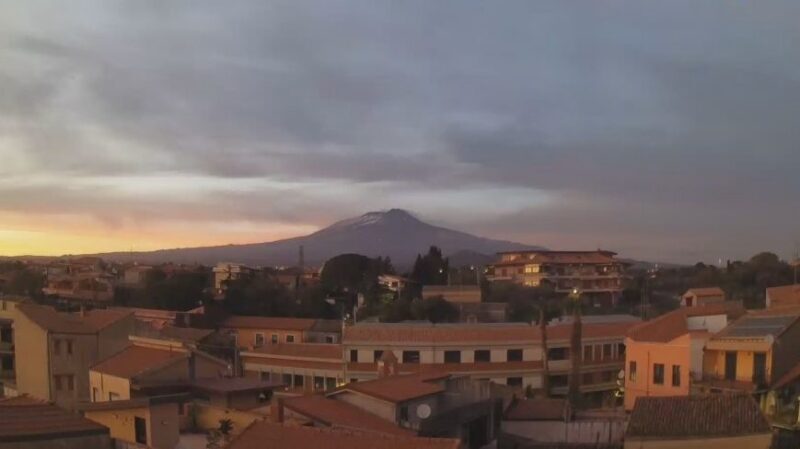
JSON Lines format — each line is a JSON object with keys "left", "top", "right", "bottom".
{"left": 0, "top": 296, "right": 24, "bottom": 382}
{"left": 13, "top": 303, "right": 135, "bottom": 408}
{"left": 241, "top": 320, "right": 637, "bottom": 399}
{"left": 219, "top": 316, "right": 340, "bottom": 348}
{"left": 623, "top": 302, "right": 744, "bottom": 410}
{"left": 486, "top": 250, "right": 628, "bottom": 306}
{"left": 212, "top": 262, "right": 255, "bottom": 296}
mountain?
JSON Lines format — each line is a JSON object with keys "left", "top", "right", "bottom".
{"left": 88, "top": 209, "right": 541, "bottom": 268}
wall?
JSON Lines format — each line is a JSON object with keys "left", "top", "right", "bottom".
{"left": 224, "top": 327, "right": 305, "bottom": 348}
{"left": 89, "top": 371, "right": 132, "bottom": 401}
{"left": 188, "top": 403, "right": 263, "bottom": 435}
{"left": 12, "top": 312, "right": 51, "bottom": 402}
{"left": 50, "top": 332, "right": 100, "bottom": 408}
{"left": 623, "top": 434, "right": 772, "bottom": 449}
{"left": 334, "top": 391, "right": 397, "bottom": 423}
{"left": 772, "top": 319, "right": 800, "bottom": 382}
{"left": 84, "top": 403, "right": 180, "bottom": 449}
{"left": 703, "top": 348, "right": 772, "bottom": 384}
{"left": 624, "top": 335, "right": 691, "bottom": 411}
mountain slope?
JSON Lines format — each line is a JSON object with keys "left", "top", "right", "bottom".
{"left": 89, "top": 209, "right": 541, "bottom": 267}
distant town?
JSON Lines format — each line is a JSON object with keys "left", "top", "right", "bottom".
{"left": 1, "top": 242, "right": 799, "bottom": 449}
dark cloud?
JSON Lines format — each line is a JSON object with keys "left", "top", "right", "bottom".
{"left": 1, "top": 0, "right": 799, "bottom": 262}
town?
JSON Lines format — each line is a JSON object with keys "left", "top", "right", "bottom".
{"left": 1, "top": 246, "right": 799, "bottom": 449}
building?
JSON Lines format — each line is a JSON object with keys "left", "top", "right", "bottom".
{"left": 273, "top": 266, "right": 321, "bottom": 291}
{"left": 379, "top": 275, "right": 414, "bottom": 293}
{"left": 501, "top": 397, "right": 625, "bottom": 446}
{"left": 89, "top": 337, "right": 230, "bottom": 402}
{"left": 122, "top": 265, "right": 153, "bottom": 287}
{"left": 766, "top": 284, "right": 800, "bottom": 309}
{"left": 42, "top": 273, "right": 115, "bottom": 304}
{"left": 623, "top": 303, "right": 744, "bottom": 410}
{"left": 422, "top": 285, "right": 482, "bottom": 303}
{"left": 0, "top": 395, "right": 112, "bottom": 449}
{"left": 486, "top": 250, "right": 628, "bottom": 306}
{"left": 681, "top": 287, "right": 726, "bottom": 307}
{"left": 242, "top": 343, "right": 343, "bottom": 392}
{"left": 219, "top": 316, "right": 340, "bottom": 348}
{"left": 0, "top": 296, "right": 24, "bottom": 383}
{"left": 699, "top": 308, "right": 800, "bottom": 397}
{"left": 281, "top": 394, "right": 416, "bottom": 436}
{"left": 625, "top": 395, "right": 772, "bottom": 449}
{"left": 226, "top": 421, "right": 460, "bottom": 449}
{"left": 13, "top": 304, "right": 135, "bottom": 408}
{"left": 113, "top": 305, "right": 207, "bottom": 330}
{"left": 80, "top": 394, "right": 185, "bottom": 449}
{"left": 212, "top": 263, "right": 256, "bottom": 296}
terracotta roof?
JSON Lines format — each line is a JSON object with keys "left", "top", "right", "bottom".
{"left": 283, "top": 394, "right": 414, "bottom": 437}
{"left": 220, "top": 316, "right": 316, "bottom": 331}
{"left": 627, "top": 395, "right": 770, "bottom": 439}
{"left": 227, "top": 421, "right": 460, "bottom": 449}
{"left": 91, "top": 344, "right": 188, "bottom": 379}
{"left": 159, "top": 326, "right": 215, "bottom": 343}
{"left": 247, "top": 343, "right": 342, "bottom": 360}
{"left": 627, "top": 303, "right": 744, "bottom": 343}
{"left": 334, "top": 373, "right": 448, "bottom": 403}
{"left": 767, "top": 285, "right": 800, "bottom": 306}
{"left": 547, "top": 321, "right": 637, "bottom": 342}
{"left": 344, "top": 322, "right": 539, "bottom": 344}
{"left": 684, "top": 287, "right": 725, "bottom": 297}
{"left": 0, "top": 396, "right": 109, "bottom": 441}
{"left": 16, "top": 304, "right": 132, "bottom": 334}
{"left": 505, "top": 398, "right": 569, "bottom": 421}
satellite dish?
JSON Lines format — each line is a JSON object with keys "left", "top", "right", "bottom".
{"left": 416, "top": 404, "right": 432, "bottom": 420}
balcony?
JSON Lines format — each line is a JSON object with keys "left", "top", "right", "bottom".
{"left": 696, "top": 374, "right": 762, "bottom": 393}
{"left": 0, "top": 342, "right": 12, "bottom": 353}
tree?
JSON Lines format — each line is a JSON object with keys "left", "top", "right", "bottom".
{"left": 411, "top": 296, "right": 459, "bottom": 323}
{"left": 218, "top": 419, "right": 234, "bottom": 439}
{"left": 224, "top": 277, "right": 294, "bottom": 316}
{"left": 410, "top": 246, "right": 449, "bottom": 286}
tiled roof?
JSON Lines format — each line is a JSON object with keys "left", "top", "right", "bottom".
{"left": 334, "top": 372, "right": 448, "bottom": 403}
{"left": 159, "top": 326, "right": 215, "bottom": 343}
{"left": 247, "top": 343, "right": 342, "bottom": 360}
{"left": 767, "top": 285, "right": 800, "bottom": 306}
{"left": 0, "top": 396, "right": 109, "bottom": 441}
{"left": 627, "top": 395, "right": 770, "bottom": 438}
{"left": 505, "top": 398, "right": 568, "bottom": 421}
{"left": 17, "top": 304, "right": 132, "bottom": 334}
{"left": 712, "top": 313, "right": 800, "bottom": 340}
{"left": 220, "top": 316, "right": 316, "bottom": 331}
{"left": 547, "top": 321, "right": 637, "bottom": 342}
{"left": 91, "top": 344, "right": 188, "bottom": 379}
{"left": 627, "top": 303, "right": 744, "bottom": 343}
{"left": 283, "top": 394, "right": 414, "bottom": 437}
{"left": 684, "top": 287, "right": 725, "bottom": 297}
{"left": 227, "top": 421, "right": 460, "bottom": 449}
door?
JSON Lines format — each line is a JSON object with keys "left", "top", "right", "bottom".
{"left": 753, "top": 353, "right": 767, "bottom": 384}
{"left": 724, "top": 351, "right": 737, "bottom": 381}
{"left": 134, "top": 417, "right": 147, "bottom": 445}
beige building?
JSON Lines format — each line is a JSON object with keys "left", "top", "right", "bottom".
{"left": 212, "top": 262, "right": 255, "bottom": 296}
{"left": 487, "top": 250, "right": 628, "bottom": 306}
{"left": 625, "top": 395, "right": 772, "bottom": 449}
{"left": 80, "top": 394, "right": 183, "bottom": 449}
{"left": 13, "top": 304, "right": 134, "bottom": 409}
{"left": 0, "top": 296, "right": 24, "bottom": 382}
{"left": 681, "top": 287, "right": 726, "bottom": 307}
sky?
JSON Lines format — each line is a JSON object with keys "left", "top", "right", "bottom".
{"left": 1, "top": 1, "right": 799, "bottom": 264}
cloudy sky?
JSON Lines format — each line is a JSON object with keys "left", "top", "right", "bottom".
{"left": 1, "top": 1, "right": 799, "bottom": 263}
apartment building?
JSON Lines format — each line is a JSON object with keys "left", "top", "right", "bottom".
{"left": 486, "top": 250, "right": 628, "bottom": 306}
{"left": 13, "top": 304, "right": 135, "bottom": 409}
{"left": 699, "top": 308, "right": 800, "bottom": 396}
{"left": 0, "top": 296, "right": 23, "bottom": 382}
{"left": 212, "top": 262, "right": 255, "bottom": 296}
{"left": 623, "top": 302, "right": 744, "bottom": 410}
{"left": 220, "top": 315, "right": 340, "bottom": 348}
{"left": 242, "top": 343, "right": 344, "bottom": 392}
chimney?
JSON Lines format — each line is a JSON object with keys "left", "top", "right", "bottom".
{"left": 271, "top": 398, "right": 284, "bottom": 423}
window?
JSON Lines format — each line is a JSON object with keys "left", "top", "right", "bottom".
{"left": 400, "top": 406, "right": 409, "bottom": 421}
{"left": 293, "top": 375, "right": 304, "bottom": 387}
{"left": 53, "top": 339, "right": 61, "bottom": 356}
{"left": 601, "top": 371, "right": 613, "bottom": 382}
{"left": 66, "top": 340, "right": 73, "bottom": 356}
{"left": 672, "top": 365, "right": 681, "bottom": 387}
{"left": 350, "top": 378, "right": 359, "bottom": 383}
{"left": 724, "top": 351, "right": 737, "bottom": 381}
{"left": 282, "top": 374, "right": 292, "bottom": 385}
{"left": 444, "top": 351, "right": 461, "bottom": 364}
{"left": 629, "top": 361, "right": 637, "bottom": 382}
{"left": 753, "top": 353, "right": 767, "bottom": 385}
{"left": 373, "top": 350, "right": 384, "bottom": 361}
{"left": 325, "top": 336, "right": 335, "bottom": 343}
{"left": 583, "top": 346, "right": 593, "bottom": 361}
{"left": 617, "top": 343, "right": 626, "bottom": 358}
{"left": 255, "top": 333, "right": 265, "bottom": 346}
{"left": 92, "top": 388, "right": 99, "bottom": 402}
{"left": 507, "top": 349, "right": 523, "bottom": 362}
{"left": 350, "top": 350, "right": 359, "bottom": 362}
{"left": 325, "top": 377, "right": 337, "bottom": 390}
{"left": 582, "top": 372, "right": 594, "bottom": 384}
{"left": 260, "top": 371, "right": 270, "bottom": 381}
{"left": 66, "top": 375, "right": 74, "bottom": 391}
{"left": 602, "top": 344, "right": 612, "bottom": 359}
{"left": 109, "top": 392, "right": 120, "bottom": 401}
{"left": 474, "top": 350, "right": 491, "bottom": 363}
{"left": 271, "top": 334, "right": 278, "bottom": 344}
{"left": 653, "top": 363, "right": 665, "bottom": 385}
{"left": 402, "top": 351, "right": 420, "bottom": 364}
{"left": 1, "top": 355, "right": 13, "bottom": 371}
{"left": 507, "top": 377, "right": 523, "bottom": 387}
{"left": 314, "top": 376, "right": 325, "bottom": 390}
{"left": 54, "top": 375, "right": 62, "bottom": 391}
{"left": 286, "top": 335, "right": 295, "bottom": 343}
{"left": 0, "top": 327, "right": 11, "bottom": 343}
{"left": 548, "top": 375, "right": 568, "bottom": 388}
{"left": 524, "top": 264, "right": 540, "bottom": 274}
{"left": 547, "top": 347, "right": 569, "bottom": 361}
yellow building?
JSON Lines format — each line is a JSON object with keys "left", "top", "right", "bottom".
{"left": 13, "top": 303, "right": 134, "bottom": 409}
{"left": 80, "top": 394, "right": 184, "bottom": 449}
{"left": 0, "top": 296, "right": 25, "bottom": 382}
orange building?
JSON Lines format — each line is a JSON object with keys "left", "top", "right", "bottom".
{"left": 219, "top": 316, "right": 340, "bottom": 348}
{"left": 623, "top": 303, "right": 744, "bottom": 410}
{"left": 681, "top": 287, "right": 726, "bottom": 307}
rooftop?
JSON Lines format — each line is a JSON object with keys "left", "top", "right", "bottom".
{"left": 283, "top": 394, "right": 414, "bottom": 437}
{"left": 246, "top": 343, "right": 342, "bottom": 360}
{"left": 220, "top": 315, "right": 317, "bottom": 331}
{"left": 158, "top": 326, "right": 215, "bottom": 343}
{"left": 627, "top": 395, "right": 770, "bottom": 439}
{"left": 712, "top": 313, "right": 800, "bottom": 340}
{"left": 332, "top": 372, "right": 448, "bottom": 404}
{"left": 227, "top": 421, "right": 460, "bottom": 449}
{"left": 684, "top": 287, "right": 726, "bottom": 297}
{"left": 192, "top": 377, "right": 284, "bottom": 394}
{"left": 767, "top": 284, "right": 800, "bottom": 305}
{"left": 0, "top": 396, "right": 109, "bottom": 442}
{"left": 91, "top": 344, "right": 188, "bottom": 379}
{"left": 627, "top": 303, "right": 744, "bottom": 343}
{"left": 16, "top": 303, "right": 132, "bottom": 334}
{"left": 504, "top": 398, "right": 569, "bottom": 421}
